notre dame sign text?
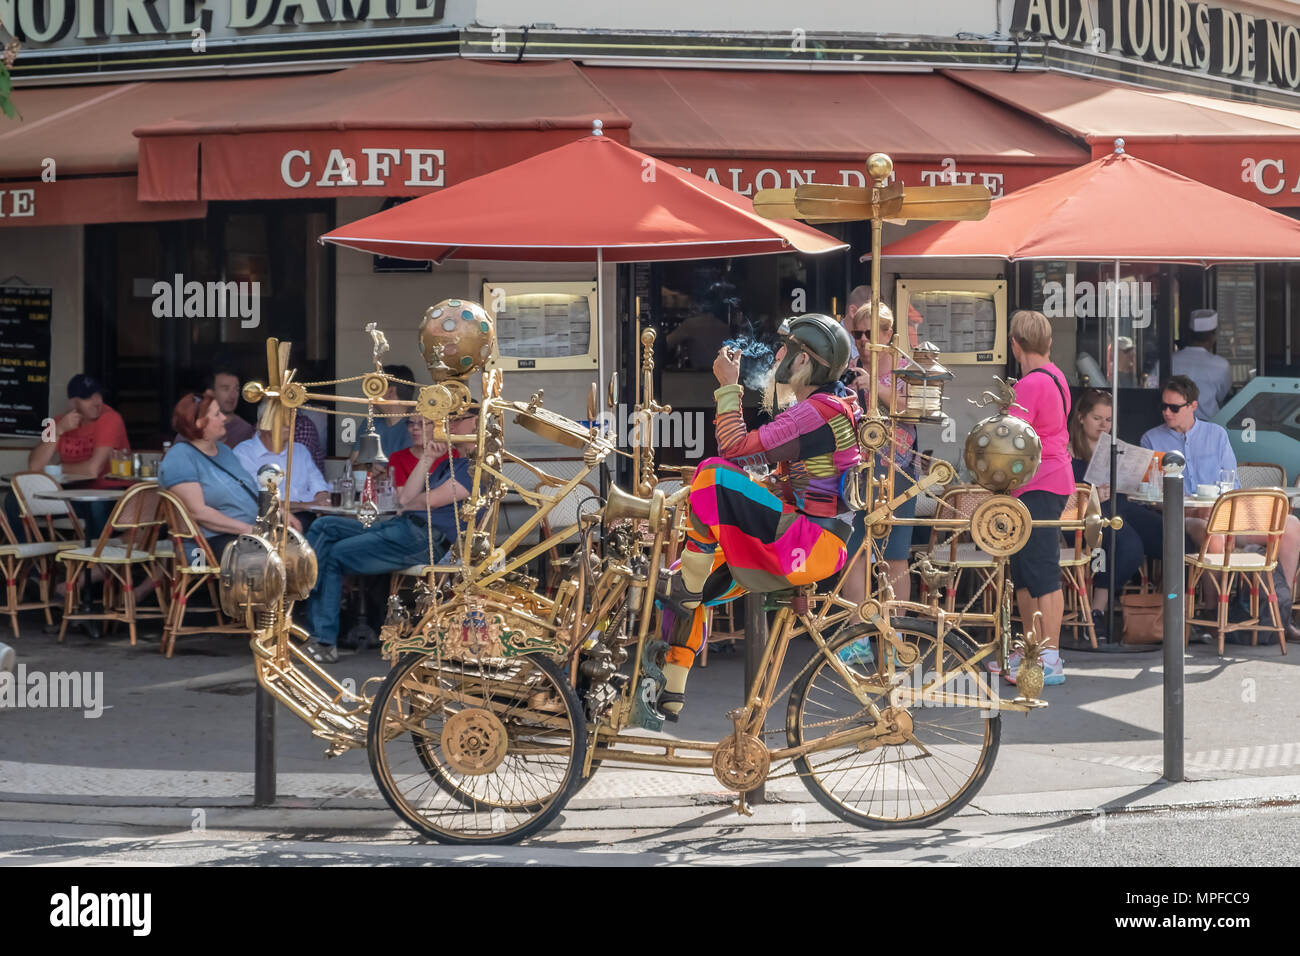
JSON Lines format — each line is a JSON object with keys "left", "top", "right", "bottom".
{"left": 1012, "top": 0, "right": 1300, "bottom": 91}
{"left": 0, "top": 0, "right": 445, "bottom": 44}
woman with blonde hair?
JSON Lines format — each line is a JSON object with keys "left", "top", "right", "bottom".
{"left": 999, "top": 310, "right": 1072, "bottom": 684}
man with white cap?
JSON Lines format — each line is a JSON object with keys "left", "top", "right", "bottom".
{"left": 1172, "top": 309, "right": 1233, "bottom": 420}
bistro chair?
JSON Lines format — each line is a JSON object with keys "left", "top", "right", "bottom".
{"left": 924, "top": 485, "right": 995, "bottom": 612}
{"left": 9, "top": 472, "right": 84, "bottom": 543}
{"left": 1237, "top": 462, "right": 1286, "bottom": 490}
{"left": 1185, "top": 488, "right": 1290, "bottom": 656}
{"left": 1059, "top": 484, "right": 1100, "bottom": 649}
{"left": 536, "top": 476, "right": 601, "bottom": 593}
{"left": 0, "top": 509, "right": 80, "bottom": 638}
{"left": 155, "top": 489, "right": 247, "bottom": 657}
{"left": 56, "top": 483, "right": 168, "bottom": 646}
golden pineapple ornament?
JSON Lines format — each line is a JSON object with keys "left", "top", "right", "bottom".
{"left": 1013, "top": 611, "right": 1047, "bottom": 702}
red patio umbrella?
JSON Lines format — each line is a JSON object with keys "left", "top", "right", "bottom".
{"left": 321, "top": 128, "right": 846, "bottom": 418}
{"left": 883, "top": 144, "right": 1300, "bottom": 263}
{"left": 321, "top": 129, "right": 845, "bottom": 263}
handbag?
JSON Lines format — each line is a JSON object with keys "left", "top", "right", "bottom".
{"left": 1119, "top": 591, "right": 1163, "bottom": 644}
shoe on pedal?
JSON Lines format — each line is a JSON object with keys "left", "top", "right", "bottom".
{"left": 304, "top": 640, "right": 339, "bottom": 664}
{"left": 837, "top": 637, "right": 875, "bottom": 665}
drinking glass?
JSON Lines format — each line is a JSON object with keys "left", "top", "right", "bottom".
{"left": 1218, "top": 468, "right": 1236, "bottom": 495}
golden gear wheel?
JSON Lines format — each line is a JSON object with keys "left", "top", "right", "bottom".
{"left": 417, "top": 384, "right": 453, "bottom": 421}
{"left": 444, "top": 380, "right": 472, "bottom": 412}
{"left": 279, "top": 382, "right": 307, "bottom": 409}
{"left": 857, "top": 418, "right": 888, "bottom": 451}
{"left": 857, "top": 598, "right": 884, "bottom": 622}
{"left": 441, "top": 708, "right": 509, "bottom": 776}
{"left": 968, "top": 495, "right": 1033, "bottom": 558}
{"left": 928, "top": 459, "right": 956, "bottom": 486}
{"left": 361, "top": 373, "right": 389, "bottom": 400}
{"left": 711, "top": 733, "right": 771, "bottom": 792}
{"left": 1082, "top": 485, "right": 1104, "bottom": 552}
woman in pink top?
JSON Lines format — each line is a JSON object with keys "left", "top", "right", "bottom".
{"left": 1002, "top": 310, "right": 1073, "bottom": 687}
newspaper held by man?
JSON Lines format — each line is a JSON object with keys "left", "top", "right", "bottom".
{"left": 1083, "top": 431, "right": 1155, "bottom": 497}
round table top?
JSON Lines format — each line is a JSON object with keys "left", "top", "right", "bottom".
{"left": 1130, "top": 489, "right": 1300, "bottom": 509}
{"left": 307, "top": 504, "right": 400, "bottom": 517}
{"left": 34, "top": 488, "right": 128, "bottom": 502}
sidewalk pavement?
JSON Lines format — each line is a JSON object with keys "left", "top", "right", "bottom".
{"left": 2, "top": 618, "right": 1298, "bottom": 829}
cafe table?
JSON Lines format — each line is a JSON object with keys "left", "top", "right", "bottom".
{"left": 306, "top": 503, "right": 400, "bottom": 518}
{"left": 34, "top": 488, "right": 129, "bottom": 503}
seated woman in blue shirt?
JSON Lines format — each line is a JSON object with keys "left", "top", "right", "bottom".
{"left": 159, "top": 391, "right": 300, "bottom": 563}
{"left": 1068, "top": 389, "right": 1163, "bottom": 641}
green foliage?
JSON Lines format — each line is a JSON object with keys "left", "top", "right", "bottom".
{"left": 0, "top": 57, "right": 14, "bottom": 120}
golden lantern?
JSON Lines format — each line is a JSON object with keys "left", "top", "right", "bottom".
{"left": 894, "top": 342, "right": 953, "bottom": 422}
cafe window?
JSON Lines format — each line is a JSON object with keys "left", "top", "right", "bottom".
{"left": 1025, "top": 261, "right": 1165, "bottom": 391}
{"left": 84, "top": 201, "right": 334, "bottom": 449}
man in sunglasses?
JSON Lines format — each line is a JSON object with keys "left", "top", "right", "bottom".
{"left": 1141, "top": 375, "right": 1300, "bottom": 643}
{"left": 1139, "top": 376, "right": 1235, "bottom": 493}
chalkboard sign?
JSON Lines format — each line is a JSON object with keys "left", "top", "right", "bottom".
{"left": 0, "top": 286, "right": 53, "bottom": 438}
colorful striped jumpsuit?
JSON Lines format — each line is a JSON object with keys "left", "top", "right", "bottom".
{"left": 664, "top": 380, "right": 863, "bottom": 670}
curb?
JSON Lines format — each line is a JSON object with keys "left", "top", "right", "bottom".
{"left": 3, "top": 773, "right": 1299, "bottom": 830}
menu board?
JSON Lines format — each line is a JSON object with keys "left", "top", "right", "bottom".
{"left": 0, "top": 286, "right": 52, "bottom": 437}
{"left": 1214, "top": 265, "right": 1258, "bottom": 386}
{"left": 495, "top": 293, "right": 592, "bottom": 359}
{"left": 911, "top": 290, "right": 998, "bottom": 353}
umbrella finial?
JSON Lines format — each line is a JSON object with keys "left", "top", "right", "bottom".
{"left": 592, "top": 119, "right": 604, "bottom": 137}
{"left": 1113, "top": 137, "right": 1126, "bottom": 155}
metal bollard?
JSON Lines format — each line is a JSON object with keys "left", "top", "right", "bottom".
{"left": 254, "top": 683, "right": 276, "bottom": 806}
{"left": 743, "top": 593, "right": 767, "bottom": 804}
{"left": 1161, "top": 451, "right": 1186, "bottom": 783}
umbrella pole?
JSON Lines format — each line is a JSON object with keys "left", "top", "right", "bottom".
{"left": 597, "top": 247, "right": 606, "bottom": 425}
{"left": 1108, "top": 258, "right": 1121, "bottom": 644}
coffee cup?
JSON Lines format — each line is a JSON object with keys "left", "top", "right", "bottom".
{"left": 43, "top": 464, "right": 63, "bottom": 481}
{"left": 1196, "top": 483, "right": 1219, "bottom": 498}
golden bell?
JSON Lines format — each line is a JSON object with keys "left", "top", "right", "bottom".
{"left": 356, "top": 424, "right": 388, "bottom": 466}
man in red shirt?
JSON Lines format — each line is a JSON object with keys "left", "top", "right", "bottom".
{"left": 27, "top": 375, "right": 129, "bottom": 483}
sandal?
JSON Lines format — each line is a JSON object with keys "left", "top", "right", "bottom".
{"left": 656, "top": 690, "right": 684, "bottom": 723}
{"left": 303, "top": 640, "right": 339, "bottom": 664}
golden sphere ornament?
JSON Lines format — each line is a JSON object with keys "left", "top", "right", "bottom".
{"left": 867, "top": 153, "right": 894, "bottom": 182}
{"left": 418, "top": 298, "right": 495, "bottom": 382}
{"left": 963, "top": 378, "right": 1041, "bottom": 494}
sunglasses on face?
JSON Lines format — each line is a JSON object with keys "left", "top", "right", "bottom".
{"left": 1162, "top": 401, "right": 1191, "bottom": 413}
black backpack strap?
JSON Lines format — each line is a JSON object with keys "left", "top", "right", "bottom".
{"left": 1024, "top": 367, "right": 1068, "bottom": 417}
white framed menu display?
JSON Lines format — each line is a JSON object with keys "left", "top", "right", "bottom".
{"left": 482, "top": 280, "right": 598, "bottom": 371}
{"left": 895, "top": 278, "right": 1007, "bottom": 364}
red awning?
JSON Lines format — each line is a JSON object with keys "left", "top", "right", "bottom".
{"left": 580, "top": 67, "right": 1090, "bottom": 199}
{"left": 0, "top": 176, "right": 204, "bottom": 228}
{"left": 135, "top": 59, "right": 631, "bottom": 202}
{"left": 946, "top": 70, "right": 1300, "bottom": 208}
{"left": 0, "top": 81, "right": 210, "bottom": 225}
